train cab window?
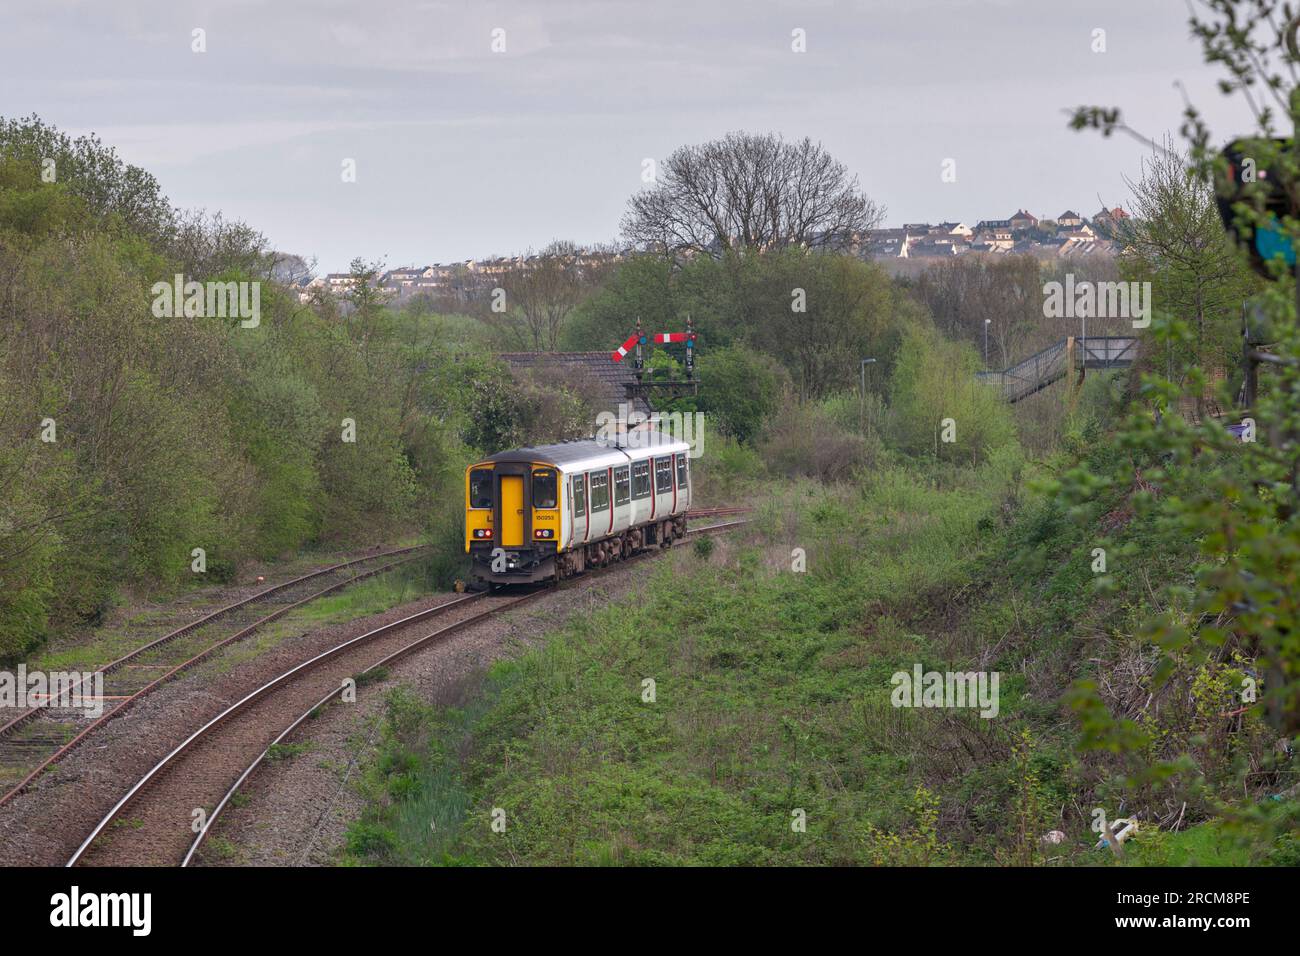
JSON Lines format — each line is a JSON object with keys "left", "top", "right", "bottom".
{"left": 589, "top": 471, "right": 609, "bottom": 512}
{"left": 654, "top": 457, "right": 673, "bottom": 493}
{"left": 532, "top": 469, "right": 557, "bottom": 509}
{"left": 571, "top": 475, "right": 586, "bottom": 516}
{"left": 676, "top": 454, "right": 688, "bottom": 489}
{"left": 631, "top": 460, "right": 651, "bottom": 499}
{"left": 614, "top": 466, "right": 630, "bottom": 506}
{"left": 469, "top": 469, "right": 493, "bottom": 509}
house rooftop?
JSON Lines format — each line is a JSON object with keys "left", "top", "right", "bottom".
{"left": 497, "top": 351, "right": 654, "bottom": 417}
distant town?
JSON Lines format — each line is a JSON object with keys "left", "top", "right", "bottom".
{"left": 301, "top": 206, "right": 1128, "bottom": 303}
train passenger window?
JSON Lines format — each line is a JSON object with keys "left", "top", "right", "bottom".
{"left": 614, "top": 466, "right": 630, "bottom": 505}
{"left": 655, "top": 457, "right": 673, "bottom": 493}
{"left": 469, "top": 469, "right": 493, "bottom": 509}
{"left": 532, "top": 469, "right": 557, "bottom": 509}
{"left": 631, "top": 460, "right": 651, "bottom": 499}
{"left": 571, "top": 475, "right": 586, "bottom": 516}
{"left": 676, "top": 454, "right": 688, "bottom": 489}
{"left": 589, "top": 472, "right": 609, "bottom": 512}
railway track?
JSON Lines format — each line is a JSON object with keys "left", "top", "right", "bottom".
{"left": 687, "top": 506, "right": 753, "bottom": 519}
{"left": 0, "top": 545, "right": 430, "bottom": 809}
{"left": 67, "top": 519, "right": 748, "bottom": 867}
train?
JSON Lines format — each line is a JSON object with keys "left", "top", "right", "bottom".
{"left": 464, "top": 431, "right": 693, "bottom": 586}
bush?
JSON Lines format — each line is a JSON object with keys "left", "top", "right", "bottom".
{"left": 886, "top": 324, "right": 1018, "bottom": 465}
{"left": 346, "top": 820, "right": 398, "bottom": 859}
{"left": 759, "top": 401, "right": 881, "bottom": 482}
{"left": 0, "top": 116, "right": 467, "bottom": 658}
{"left": 692, "top": 435, "right": 765, "bottom": 502}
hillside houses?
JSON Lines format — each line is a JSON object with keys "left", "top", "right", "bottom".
{"left": 295, "top": 249, "right": 635, "bottom": 303}
{"left": 864, "top": 208, "right": 1122, "bottom": 263}
{"left": 299, "top": 207, "right": 1123, "bottom": 303}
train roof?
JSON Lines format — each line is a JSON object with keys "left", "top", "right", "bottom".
{"left": 482, "top": 433, "right": 691, "bottom": 468}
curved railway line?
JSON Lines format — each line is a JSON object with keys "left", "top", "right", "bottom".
{"left": 67, "top": 519, "right": 749, "bottom": 867}
{"left": 0, "top": 545, "right": 430, "bottom": 809}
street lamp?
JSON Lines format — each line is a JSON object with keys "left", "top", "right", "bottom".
{"left": 860, "top": 357, "right": 877, "bottom": 397}
{"left": 1081, "top": 314, "right": 1087, "bottom": 380}
{"left": 860, "top": 358, "right": 877, "bottom": 428}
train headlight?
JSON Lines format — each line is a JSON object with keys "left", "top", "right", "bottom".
{"left": 534, "top": 529, "right": 553, "bottom": 539}
{"left": 474, "top": 528, "right": 493, "bottom": 539}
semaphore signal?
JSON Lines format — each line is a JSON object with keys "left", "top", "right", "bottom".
{"left": 609, "top": 317, "right": 699, "bottom": 402}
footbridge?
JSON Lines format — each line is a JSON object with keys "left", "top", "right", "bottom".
{"left": 976, "top": 336, "right": 1139, "bottom": 403}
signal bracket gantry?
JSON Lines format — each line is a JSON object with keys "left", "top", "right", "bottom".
{"left": 610, "top": 316, "right": 700, "bottom": 402}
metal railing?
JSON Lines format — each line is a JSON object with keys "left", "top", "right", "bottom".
{"left": 977, "top": 336, "right": 1139, "bottom": 403}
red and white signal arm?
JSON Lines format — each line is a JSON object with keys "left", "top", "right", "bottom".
{"left": 611, "top": 332, "right": 642, "bottom": 362}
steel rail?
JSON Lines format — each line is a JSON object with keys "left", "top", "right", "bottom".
{"left": 0, "top": 547, "right": 430, "bottom": 808}
{"left": 0, "top": 544, "right": 429, "bottom": 741}
{"left": 180, "top": 519, "right": 750, "bottom": 866}
{"left": 70, "top": 519, "right": 750, "bottom": 866}
{"left": 67, "top": 592, "right": 490, "bottom": 866}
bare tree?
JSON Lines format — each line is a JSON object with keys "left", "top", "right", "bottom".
{"left": 496, "top": 240, "right": 608, "bottom": 350}
{"left": 913, "top": 254, "right": 1127, "bottom": 370}
{"left": 621, "top": 132, "right": 883, "bottom": 256}
{"left": 166, "top": 209, "right": 271, "bottom": 279}
{"left": 270, "top": 251, "right": 316, "bottom": 286}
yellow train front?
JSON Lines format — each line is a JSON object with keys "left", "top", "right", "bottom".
{"left": 464, "top": 433, "right": 693, "bottom": 586}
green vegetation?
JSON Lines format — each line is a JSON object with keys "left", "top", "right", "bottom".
{"left": 12, "top": 6, "right": 1300, "bottom": 867}
{"left": 340, "top": 142, "right": 1297, "bottom": 864}
{"left": 0, "top": 117, "right": 520, "bottom": 661}
{"left": 345, "top": 459, "right": 1045, "bottom": 865}
{"left": 340, "top": 392, "right": 1293, "bottom": 865}
{"left": 292, "top": 570, "right": 438, "bottom": 625}
{"left": 266, "top": 742, "right": 314, "bottom": 763}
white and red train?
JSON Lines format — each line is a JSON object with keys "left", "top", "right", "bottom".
{"left": 464, "top": 432, "right": 692, "bottom": 585}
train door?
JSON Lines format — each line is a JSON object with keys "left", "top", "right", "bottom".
{"left": 654, "top": 457, "right": 672, "bottom": 516}
{"left": 631, "top": 458, "right": 652, "bottom": 523}
{"left": 676, "top": 453, "right": 690, "bottom": 512}
{"left": 605, "top": 468, "right": 615, "bottom": 535}
{"left": 570, "top": 473, "right": 588, "bottom": 544}
{"left": 613, "top": 465, "right": 630, "bottom": 534}
{"left": 670, "top": 454, "right": 678, "bottom": 513}
{"left": 500, "top": 475, "right": 525, "bottom": 546}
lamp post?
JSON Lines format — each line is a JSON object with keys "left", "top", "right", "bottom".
{"left": 1081, "top": 313, "right": 1087, "bottom": 381}
{"left": 983, "top": 319, "right": 991, "bottom": 367}
{"left": 860, "top": 357, "right": 877, "bottom": 428}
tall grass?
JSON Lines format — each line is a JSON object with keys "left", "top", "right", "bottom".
{"left": 343, "top": 459, "right": 1059, "bottom": 866}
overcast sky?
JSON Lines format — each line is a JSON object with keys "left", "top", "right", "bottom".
{"left": 0, "top": 0, "right": 1258, "bottom": 273}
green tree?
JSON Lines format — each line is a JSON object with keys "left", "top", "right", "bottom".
{"left": 697, "top": 345, "right": 786, "bottom": 443}
{"left": 1119, "top": 141, "right": 1257, "bottom": 409}
{"left": 1062, "top": 0, "right": 1300, "bottom": 853}
{"left": 887, "top": 324, "right": 1017, "bottom": 465}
